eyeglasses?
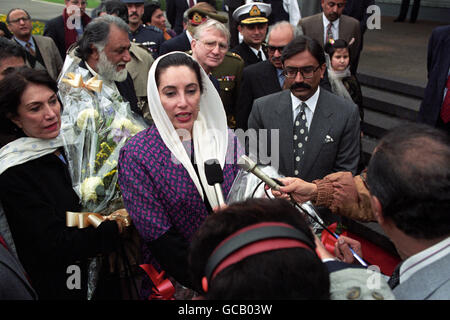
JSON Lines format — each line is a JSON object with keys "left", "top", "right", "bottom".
{"left": 283, "top": 65, "right": 321, "bottom": 79}
{"left": 69, "top": 0, "right": 87, "bottom": 5}
{"left": 267, "top": 45, "right": 285, "bottom": 53}
{"left": 8, "top": 17, "right": 31, "bottom": 24}
{"left": 198, "top": 39, "right": 228, "bottom": 53}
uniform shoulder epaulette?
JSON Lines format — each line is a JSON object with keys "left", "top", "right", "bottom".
{"left": 227, "top": 51, "right": 243, "bottom": 61}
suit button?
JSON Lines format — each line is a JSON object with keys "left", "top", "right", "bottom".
{"left": 346, "top": 287, "right": 361, "bottom": 300}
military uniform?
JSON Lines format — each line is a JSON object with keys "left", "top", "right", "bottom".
{"left": 212, "top": 52, "right": 244, "bottom": 129}
{"left": 127, "top": 42, "right": 155, "bottom": 125}
{"left": 129, "top": 24, "right": 165, "bottom": 59}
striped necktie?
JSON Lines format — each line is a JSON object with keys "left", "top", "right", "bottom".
{"left": 25, "top": 42, "right": 36, "bottom": 56}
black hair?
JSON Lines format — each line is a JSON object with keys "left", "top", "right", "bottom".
{"left": 0, "top": 38, "right": 27, "bottom": 66}
{"left": 0, "top": 67, "right": 59, "bottom": 140}
{"left": 367, "top": 123, "right": 450, "bottom": 240}
{"left": 142, "top": 3, "right": 161, "bottom": 25}
{"left": 281, "top": 35, "right": 326, "bottom": 66}
{"left": 75, "top": 15, "right": 129, "bottom": 60}
{"left": 104, "top": 0, "right": 129, "bottom": 24}
{"left": 155, "top": 52, "right": 204, "bottom": 93}
{"left": 324, "top": 39, "right": 350, "bottom": 61}
{"left": 188, "top": 198, "right": 330, "bottom": 300}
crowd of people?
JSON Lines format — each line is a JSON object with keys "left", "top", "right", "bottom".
{"left": 0, "top": 0, "right": 448, "bottom": 301}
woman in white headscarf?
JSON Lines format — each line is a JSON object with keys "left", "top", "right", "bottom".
{"left": 118, "top": 52, "right": 243, "bottom": 299}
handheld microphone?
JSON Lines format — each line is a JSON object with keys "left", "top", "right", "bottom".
{"left": 236, "top": 156, "right": 369, "bottom": 267}
{"left": 204, "top": 159, "right": 226, "bottom": 207}
{"left": 237, "top": 155, "right": 282, "bottom": 191}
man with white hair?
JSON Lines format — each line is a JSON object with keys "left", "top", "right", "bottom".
{"left": 74, "top": 15, "right": 141, "bottom": 117}
{"left": 191, "top": 19, "right": 230, "bottom": 90}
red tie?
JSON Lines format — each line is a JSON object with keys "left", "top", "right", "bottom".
{"left": 440, "top": 75, "right": 450, "bottom": 123}
{"left": 0, "top": 234, "right": 8, "bottom": 250}
{"left": 189, "top": 0, "right": 195, "bottom": 8}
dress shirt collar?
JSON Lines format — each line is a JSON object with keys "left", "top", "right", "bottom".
{"left": 399, "top": 236, "right": 450, "bottom": 284}
{"left": 322, "top": 14, "right": 340, "bottom": 42}
{"left": 290, "top": 87, "right": 320, "bottom": 128}
{"left": 248, "top": 45, "right": 266, "bottom": 61}
{"left": 14, "top": 36, "right": 35, "bottom": 51}
{"left": 186, "top": 30, "right": 193, "bottom": 44}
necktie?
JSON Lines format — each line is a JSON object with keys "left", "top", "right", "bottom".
{"left": 388, "top": 262, "right": 402, "bottom": 289}
{"left": 257, "top": 50, "right": 263, "bottom": 62}
{"left": 293, "top": 103, "right": 309, "bottom": 176}
{"left": 326, "top": 22, "right": 334, "bottom": 44}
{"left": 439, "top": 75, "right": 450, "bottom": 123}
{"left": 278, "top": 70, "right": 285, "bottom": 88}
{"left": 25, "top": 42, "right": 36, "bottom": 56}
{"left": 189, "top": 0, "right": 195, "bottom": 8}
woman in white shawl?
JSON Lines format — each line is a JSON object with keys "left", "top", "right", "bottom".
{"left": 0, "top": 67, "right": 127, "bottom": 300}
{"left": 117, "top": 52, "right": 242, "bottom": 299}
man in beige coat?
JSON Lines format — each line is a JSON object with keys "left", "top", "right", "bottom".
{"left": 298, "top": 0, "right": 361, "bottom": 74}
{"left": 7, "top": 8, "right": 63, "bottom": 80}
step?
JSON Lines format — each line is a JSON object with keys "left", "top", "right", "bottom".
{"left": 358, "top": 73, "right": 425, "bottom": 99}
{"left": 361, "top": 85, "right": 422, "bottom": 121}
{"left": 362, "top": 108, "right": 414, "bottom": 138}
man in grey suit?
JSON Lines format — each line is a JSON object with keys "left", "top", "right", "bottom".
{"left": 365, "top": 124, "right": 450, "bottom": 299}
{"left": 6, "top": 8, "right": 63, "bottom": 80}
{"left": 248, "top": 35, "right": 360, "bottom": 182}
{"left": 298, "top": 0, "right": 361, "bottom": 75}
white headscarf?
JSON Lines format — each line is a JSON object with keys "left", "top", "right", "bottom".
{"left": 325, "top": 52, "right": 353, "bottom": 102}
{"left": 147, "top": 51, "right": 228, "bottom": 209}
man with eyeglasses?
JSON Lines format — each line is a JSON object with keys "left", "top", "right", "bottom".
{"left": 298, "top": 0, "right": 361, "bottom": 74}
{"left": 191, "top": 19, "right": 230, "bottom": 92}
{"left": 6, "top": 8, "right": 63, "bottom": 81}
{"left": 230, "top": 3, "right": 271, "bottom": 68}
{"left": 235, "top": 21, "right": 298, "bottom": 130}
{"left": 248, "top": 35, "right": 360, "bottom": 183}
{"left": 44, "top": 0, "right": 92, "bottom": 60}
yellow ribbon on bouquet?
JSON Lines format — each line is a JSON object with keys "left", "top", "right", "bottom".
{"left": 66, "top": 209, "right": 131, "bottom": 229}
{"left": 62, "top": 72, "right": 103, "bottom": 93}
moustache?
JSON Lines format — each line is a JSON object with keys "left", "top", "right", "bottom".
{"left": 129, "top": 12, "right": 139, "bottom": 17}
{"left": 290, "top": 82, "right": 312, "bottom": 90}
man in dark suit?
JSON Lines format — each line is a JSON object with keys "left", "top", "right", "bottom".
{"left": 235, "top": 21, "right": 296, "bottom": 130}
{"left": 418, "top": 25, "right": 450, "bottom": 133}
{"left": 7, "top": 8, "right": 63, "bottom": 80}
{"left": 74, "top": 15, "right": 141, "bottom": 117}
{"left": 166, "top": 0, "right": 216, "bottom": 35}
{"left": 248, "top": 36, "right": 360, "bottom": 182}
{"left": 230, "top": 3, "right": 271, "bottom": 67}
{"left": 44, "top": 0, "right": 92, "bottom": 60}
{"left": 298, "top": 0, "right": 361, "bottom": 75}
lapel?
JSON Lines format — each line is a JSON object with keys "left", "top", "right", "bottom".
{"left": 300, "top": 89, "right": 333, "bottom": 177}
{"left": 243, "top": 42, "right": 259, "bottom": 65}
{"left": 314, "top": 14, "right": 325, "bottom": 45}
{"left": 33, "top": 35, "right": 49, "bottom": 69}
{"left": 261, "top": 61, "right": 282, "bottom": 92}
{"left": 275, "top": 91, "right": 295, "bottom": 175}
{"left": 437, "top": 33, "right": 450, "bottom": 94}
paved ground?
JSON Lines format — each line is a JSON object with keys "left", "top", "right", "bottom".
{"left": 1, "top": 0, "right": 448, "bottom": 88}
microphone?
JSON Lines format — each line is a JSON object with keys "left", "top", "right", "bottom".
{"left": 204, "top": 159, "right": 226, "bottom": 207}
{"left": 237, "top": 155, "right": 282, "bottom": 191}
{"left": 236, "top": 156, "right": 369, "bottom": 267}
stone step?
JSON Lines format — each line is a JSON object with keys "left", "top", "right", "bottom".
{"left": 358, "top": 73, "right": 425, "bottom": 99}
{"left": 361, "top": 85, "right": 422, "bottom": 121}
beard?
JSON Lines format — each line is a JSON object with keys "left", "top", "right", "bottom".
{"left": 96, "top": 50, "right": 128, "bottom": 82}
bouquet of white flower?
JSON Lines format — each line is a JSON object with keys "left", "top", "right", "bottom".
{"left": 58, "top": 57, "right": 147, "bottom": 215}
{"left": 57, "top": 57, "right": 147, "bottom": 299}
